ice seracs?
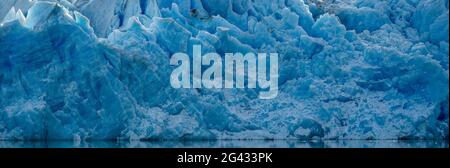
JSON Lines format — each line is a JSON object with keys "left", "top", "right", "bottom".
{"left": 0, "top": 0, "right": 448, "bottom": 141}
{"left": 1, "top": 7, "right": 26, "bottom": 26}
{"left": 170, "top": 45, "right": 279, "bottom": 99}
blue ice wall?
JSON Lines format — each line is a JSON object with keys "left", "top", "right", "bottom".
{"left": 0, "top": 0, "right": 448, "bottom": 140}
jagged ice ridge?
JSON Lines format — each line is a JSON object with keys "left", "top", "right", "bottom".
{"left": 0, "top": 0, "right": 448, "bottom": 140}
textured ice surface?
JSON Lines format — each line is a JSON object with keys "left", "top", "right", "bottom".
{"left": 0, "top": 0, "right": 448, "bottom": 140}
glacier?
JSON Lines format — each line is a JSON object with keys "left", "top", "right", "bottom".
{"left": 0, "top": 0, "right": 448, "bottom": 141}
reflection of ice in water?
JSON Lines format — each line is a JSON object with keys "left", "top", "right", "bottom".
{"left": 0, "top": 140, "right": 448, "bottom": 148}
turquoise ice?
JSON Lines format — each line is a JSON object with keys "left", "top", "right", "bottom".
{"left": 0, "top": 0, "right": 448, "bottom": 140}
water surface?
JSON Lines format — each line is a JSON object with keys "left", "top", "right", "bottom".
{"left": 0, "top": 140, "right": 448, "bottom": 148}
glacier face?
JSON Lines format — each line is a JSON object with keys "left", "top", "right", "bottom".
{"left": 0, "top": 0, "right": 448, "bottom": 140}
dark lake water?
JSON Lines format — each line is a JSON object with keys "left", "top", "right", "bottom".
{"left": 0, "top": 140, "right": 448, "bottom": 148}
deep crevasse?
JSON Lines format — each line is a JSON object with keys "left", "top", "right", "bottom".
{"left": 0, "top": 0, "right": 448, "bottom": 140}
